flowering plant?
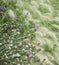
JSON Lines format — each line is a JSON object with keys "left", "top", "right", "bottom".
{"left": 0, "top": 0, "right": 39, "bottom": 65}
{"left": 0, "top": 0, "right": 59, "bottom": 65}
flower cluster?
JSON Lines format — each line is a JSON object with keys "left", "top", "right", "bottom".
{"left": 0, "top": 6, "right": 6, "bottom": 11}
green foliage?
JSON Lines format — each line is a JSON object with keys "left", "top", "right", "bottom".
{"left": 0, "top": 0, "right": 38, "bottom": 65}
{"left": 0, "top": 0, "right": 59, "bottom": 65}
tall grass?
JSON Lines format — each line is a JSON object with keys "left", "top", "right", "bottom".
{"left": 0, "top": 0, "right": 59, "bottom": 65}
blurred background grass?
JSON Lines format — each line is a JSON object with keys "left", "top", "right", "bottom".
{"left": 0, "top": 0, "right": 59, "bottom": 65}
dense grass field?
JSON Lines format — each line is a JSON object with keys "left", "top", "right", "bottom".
{"left": 0, "top": 0, "right": 59, "bottom": 65}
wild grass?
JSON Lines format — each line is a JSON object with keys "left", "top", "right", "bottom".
{"left": 0, "top": 0, "right": 59, "bottom": 65}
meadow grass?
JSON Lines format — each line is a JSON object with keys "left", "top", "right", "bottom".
{"left": 0, "top": 0, "right": 59, "bottom": 65}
